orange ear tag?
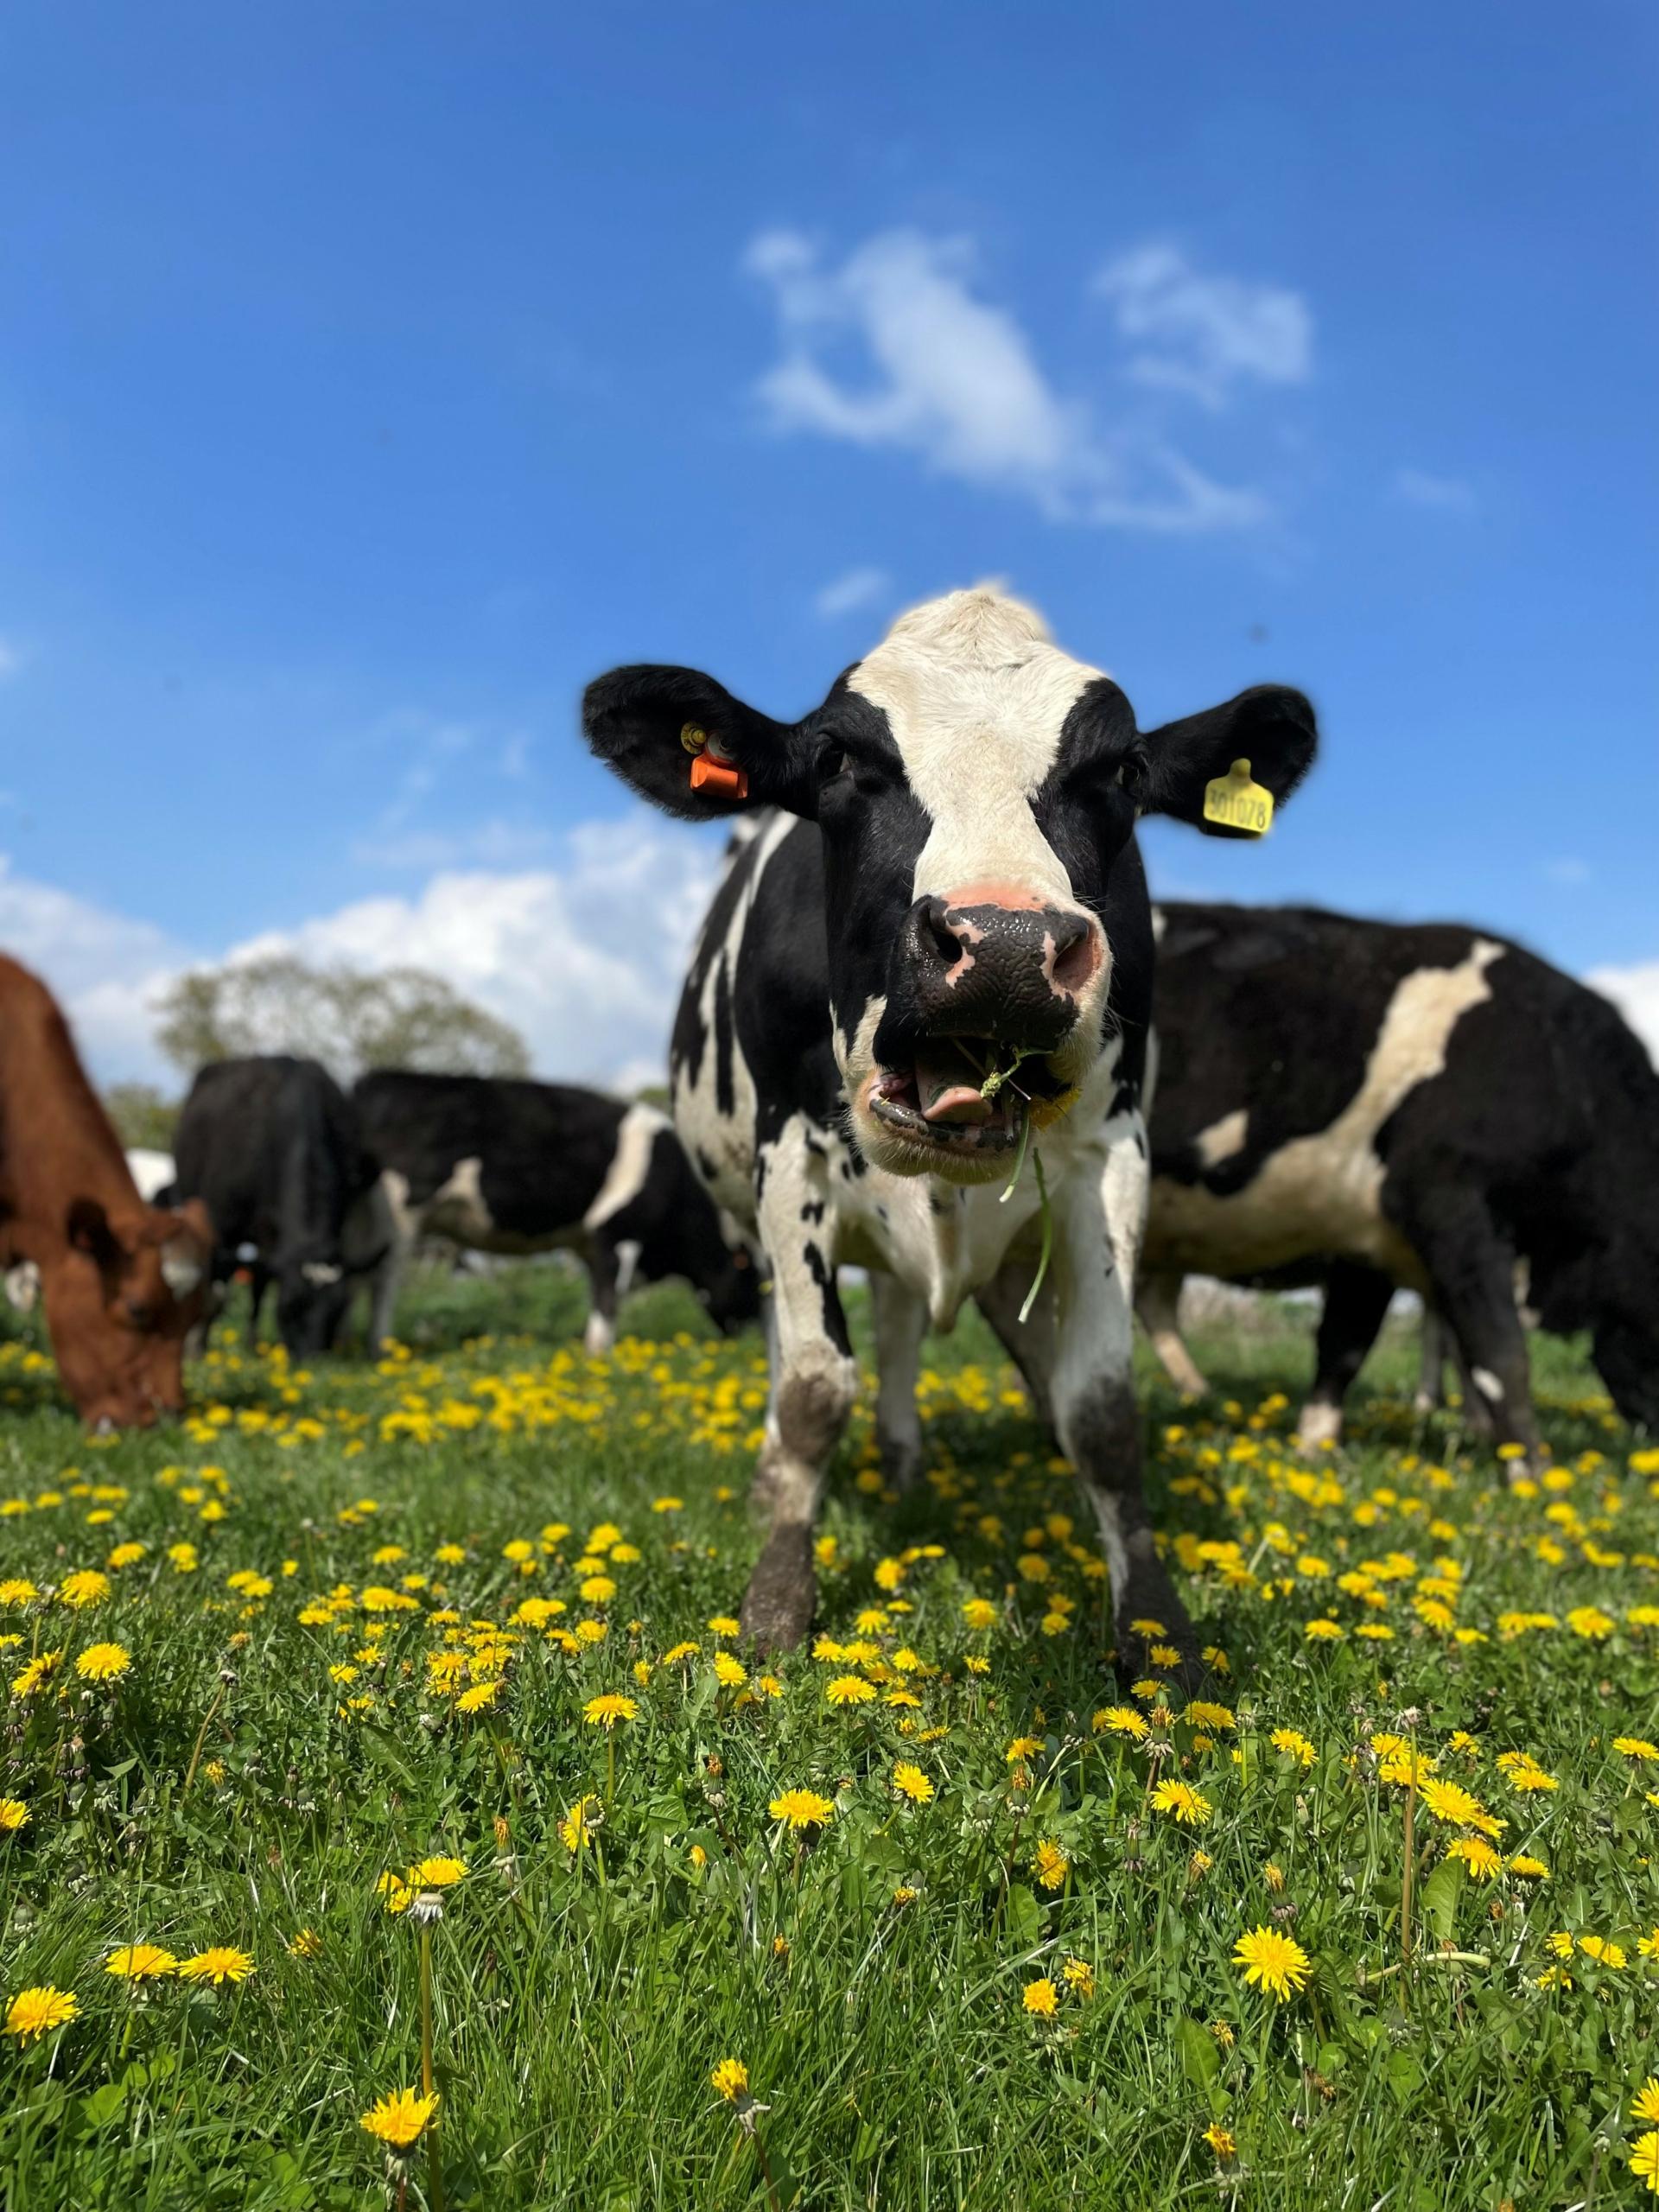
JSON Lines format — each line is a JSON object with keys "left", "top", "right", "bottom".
{"left": 682, "top": 721, "right": 749, "bottom": 801}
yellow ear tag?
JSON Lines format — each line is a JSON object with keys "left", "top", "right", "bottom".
{"left": 1202, "top": 757, "right": 1274, "bottom": 836}
{"left": 680, "top": 721, "right": 709, "bottom": 755}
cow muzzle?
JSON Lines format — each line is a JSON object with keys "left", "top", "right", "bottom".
{"left": 866, "top": 893, "right": 1105, "bottom": 1168}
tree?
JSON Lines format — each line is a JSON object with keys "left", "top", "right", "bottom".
{"left": 103, "top": 1083, "right": 181, "bottom": 1151}
{"left": 154, "top": 957, "right": 531, "bottom": 1084}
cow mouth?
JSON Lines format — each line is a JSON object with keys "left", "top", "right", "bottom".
{"left": 868, "top": 1039, "right": 1046, "bottom": 1154}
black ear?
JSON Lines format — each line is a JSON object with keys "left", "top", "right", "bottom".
{"left": 1141, "top": 685, "right": 1319, "bottom": 836}
{"left": 582, "top": 664, "right": 817, "bottom": 822}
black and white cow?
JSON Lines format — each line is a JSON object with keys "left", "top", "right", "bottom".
{"left": 583, "top": 587, "right": 1318, "bottom": 1670}
{"left": 1139, "top": 903, "right": 1659, "bottom": 1468}
{"left": 170, "top": 1056, "right": 391, "bottom": 1356}
{"left": 351, "top": 1071, "right": 760, "bottom": 1353}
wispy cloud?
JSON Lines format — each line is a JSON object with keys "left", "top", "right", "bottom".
{"left": 1091, "top": 242, "right": 1312, "bottom": 410}
{"left": 351, "top": 819, "right": 555, "bottom": 872}
{"left": 1391, "top": 467, "right": 1477, "bottom": 513}
{"left": 813, "top": 565, "right": 892, "bottom": 620}
{"left": 744, "top": 228, "right": 1291, "bottom": 533}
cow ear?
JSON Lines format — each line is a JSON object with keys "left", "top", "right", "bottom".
{"left": 67, "top": 1198, "right": 124, "bottom": 1268}
{"left": 582, "top": 664, "right": 816, "bottom": 821}
{"left": 1141, "top": 685, "right": 1318, "bottom": 836}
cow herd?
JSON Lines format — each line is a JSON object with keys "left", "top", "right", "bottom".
{"left": 2, "top": 586, "right": 1654, "bottom": 1687}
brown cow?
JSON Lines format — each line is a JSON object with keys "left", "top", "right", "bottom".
{"left": 0, "top": 957, "right": 212, "bottom": 1428}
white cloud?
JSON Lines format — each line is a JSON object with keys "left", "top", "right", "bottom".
{"left": 350, "top": 819, "right": 556, "bottom": 871}
{"left": 229, "top": 810, "right": 721, "bottom": 1090}
{"left": 1391, "top": 467, "right": 1477, "bottom": 513}
{"left": 813, "top": 566, "right": 892, "bottom": 620}
{"left": 744, "top": 227, "right": 1278, "bottom": 533}
{"left": 0, "top": 856, "right": 188, "bottom": 1084}
{"left": 1091, "top": 242, "right": 1312, "bottom": 410}
{"left": 1586, "top": 959, "right": 1659, "bottom": 1071}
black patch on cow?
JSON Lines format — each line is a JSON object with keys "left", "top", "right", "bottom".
{"left": 803, "top": 1240, "right": 850, "bottom": 1356}
{"left": 712, "top": 957, "right": 736, "bottom": 1119}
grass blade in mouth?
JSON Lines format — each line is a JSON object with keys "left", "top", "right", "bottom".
{"left": 1017, "top": 1150, "right": 1052, "bottom": 1325}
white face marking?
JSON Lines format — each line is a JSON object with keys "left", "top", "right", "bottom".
{"left": 125, "top": 1150, "right": 175, "bottom": 1204}
{"left": 584, "top": 1103, "right": 670, "bottom": 1233}
{"left": 846, "top": 587, "right": 1103, "bottom": 909}
{"left": 1146, "top": 939, "right": 1507, "bottom": 1287}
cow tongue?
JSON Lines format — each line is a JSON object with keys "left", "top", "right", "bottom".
{"left": 917, "top": 1041, "right": 993, "bottom": 1124}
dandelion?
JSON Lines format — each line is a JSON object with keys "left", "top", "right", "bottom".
{"left": 559, "top": 1797, "right": 600, "bottom": 1853}
{"left": 769, "top": 1788, "right": 833, "bottom": 1831}
{"left": 1033, "top": 1839, "right": 1071, "bottom": 1890}
{"left": 59, "top": 1570, "right": 111, "bottom": 1608}
{"left": 178, "top": 1947, "right": 254, "bottom": 1985}
{"left": 1446, "top": 1834, "right": 1503, "bottom": 1881}
{"left": 1613, "top": 1737, "right": 1659, "bottom": 1762}
{"left": 1203, "top": 2123, "right": 1237, "bottom": 2160}
{"left": 360, "top": 2087, "right": 439, "bottom": 2148}
{"left": 4, "top": 1986, "right": 79, "bottom": 2041}
{"left": 1095, "top": 1706, "right": 1149, "bottom": 1741}
{"left": 1151, "top": 1780, "right": 1213, "bottom": 1827}
{"left": 456, "top": 1679, "right": 501, "bottom": 1713}
{"left": 892, "top": 1762, "right": 933, "bottom": 1805}
{"left": 582, "top": 1693, "right": 638, "bottom": 1730}
{"left": 1634, "top": 2078, "right": 1659, "bottom": 2126}
{"left": 0, "top": 1798, "right": 29, "bottom": 1833}
{"left": 1233, "top": 1925, "right": 1310, "bottom": 2002}
{"left": 105, "top": 1943, "right": 176, "bottom": 1980}
{"left": 75, "top": 1642, "right": 131, "bottom": 1683}
{"left": 10, "top": 1649, "right": 62, "bottom": 1698}
{"left": 1271, "top": 1727, "right": 1317, "bottom": 1768}
{"left": 1062, "top": 1956, "right": 1095, "bottom": 1998}
{"left": 288, "top": 1929, "right": 322, "bottom": 1958}
{"left": 378, "top": 1872, "right": 412, "bottom": 1915}
{"left": 713, "top": 1651, "right": 747, "bottom": 1688}
{"left": 710, "top": 2057, "right": 750, "bottom": 2102}
{"left": 1022, "top": 1976, "right": 1058, "bottom": 2017}
{"left": 825, "top": 1675, "right": 876, "bottom": 1707}
{"left": 962, "top": 1598, "right": 997, "bottom": 1630}
{"left": 1631, "top": 2133, "right": 1659, "bottom": 2196}
{"left": 1578, "top": 1936, "right": 1626, "bottom": 1968}
{"left": 707, "top": 1615, "right": 741, "bottom": 1637}
{"left": 1507, "top": 1854, "right": 1549, "bottom": 1879}
{"left": 1416, "top": 1778, "right": 1503, "bottom": 1835}
{"left": 411, "top": 1856, "right": 465, "bottom": 1889}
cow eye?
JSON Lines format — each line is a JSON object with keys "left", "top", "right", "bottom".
{"left": 817, "top": 743, "right": 852, "bottom": 782}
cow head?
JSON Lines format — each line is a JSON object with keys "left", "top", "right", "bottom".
{"left": 44, "top": 1197, "right": 213, "bottom": 1428}
{"left": 586, "top": 588, "right": 1318, "bottom": 1181}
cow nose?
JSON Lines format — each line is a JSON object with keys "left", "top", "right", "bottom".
{"left": 897, "top": 895, "right": 1099, "bottom": 1050}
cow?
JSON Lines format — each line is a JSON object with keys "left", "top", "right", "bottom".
{"left": 350, "top": 1071, "right": 760, "bottom": 1354}
{"left": 169, "top": 1056, "right": 390, "bottom": 1356}
{"left": 582, "top": 586, "right": 1319, "bottom": 1673}
{"left": 0, "top": 956, "right": 211, "bottom": 1427}
{"left": 1137, "top": 902, "right": 1659, "bottom": 1471}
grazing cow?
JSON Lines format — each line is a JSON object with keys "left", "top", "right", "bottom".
{"left": 351, "top": 1071, "right": 760, "bottom": 1353}
{"left": 583, "top": 587, "right": 1318, "bottom": 1669}
{"left": 170, "top": 1057, "right": 389, "bottom": 1355}
{"left": 1138, "top": 902, "right": 1659, "bottom": 1469}
{"left": 0, "top": 957, "right": 211, "bottom": 1427}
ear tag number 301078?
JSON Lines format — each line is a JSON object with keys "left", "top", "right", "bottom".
{"left": 1202, "top": 757, "right": 1273, "bottom": 836}
{"left": 681, "top": 721, "right": 749, "bottom": 802}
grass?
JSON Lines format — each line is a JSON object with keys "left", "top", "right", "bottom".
{"left": 0, "top": 1264, "right": 1656, "bottom": 2210}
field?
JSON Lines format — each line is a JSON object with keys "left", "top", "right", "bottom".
{"left": 0, "top": 1266, "right": 1656, "bottom": 2211}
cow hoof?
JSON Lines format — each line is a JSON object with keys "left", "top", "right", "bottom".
{"left": 741, "top": 1529, "right": 816, "bottom": 1655}
{"left": 1294, "top": 1403, "right": 1344, "bottom": 1452}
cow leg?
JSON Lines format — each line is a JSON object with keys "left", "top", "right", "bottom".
{"left": 1414, "top": 1303, "right": 1452, "bottom": 1414}
{"left": 977, "top": 1259, "right": 1058, "bottom": 1427}
{"left": 1391, "top": 1190, "right": 1542, "bottom": 1475}
{"left": 869, "top": 1272, "right": 927, "bottom": 1493}
{"left": 1135, "top": 1270, "right": 1209, "bottom": 1400}
{"left": 740, "top": 1126, "right": 856, "bottom": 1654}
{"left": 365, "top": 1236, "right": 408, "bottom": 1356}
{"left": 582, "top": 1237, "right": 620, "bottom": 1357}
{"left": 1048, "top": 1157, "right": 1200, "bottom": 1683}
{"left": 1296, "top": 1262, "right": 1395, "bottom": 1448}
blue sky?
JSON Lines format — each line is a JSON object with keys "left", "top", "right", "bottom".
{"left": 1, "top": 1, "right": 1655, "bottom": 1084}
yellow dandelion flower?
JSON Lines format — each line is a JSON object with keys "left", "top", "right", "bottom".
{"left": 105, "top": 1943, "right": 177, "bottom": 1980}
{"left": 1022, "top": 1976, "right": 1058, "bottom": 2017}
{"left": 360, "top": 2087, "right": 439, "bottom": 2148}
{"left": 1507, "top": 1854, "right": 1549, "bottom": 1879}
{"left": 1630, "top": 2132, "right": 1659, "bottom": 2196}
{"left": 1033, "top": 1839, "right": 1071, "bottom": 1890}
{"left": 1233, "top": 1924, "right": 1310, "bottom": 2002}
{"left": 59, "top": 1571, "right": 111, "bottom": 1608}
{"left": 73, "top": 1640, "right": 131, "bottom": 1683}
{"left": 707, "top": 1615, "right": 741, "bottom": 1637}
{"left": 1062, "top": 1955, "right": 1095, "bottom": 1997}
{"left": 288, "top": 1929, "right": 322, "bottom": 1958}
{"left": 825, "top": 1675, "right": 876, "bottom": 1707}
{"left": 1579, "top": 1936, "right": 1626, "bottom": 1968}
{"left": 710, "top": 2057, "right": 749, "bottom": 2102}
{"left": 1632, "top": 2078, "right": 1659, "bottom": 2126}
{"left": 962, "top": 1599, "right": 997, "bottom": 1630}
{"left": 769, "top": 1788, "right": 833, "bottom": 1830}
{"left": 178, "top": 1947, "right": 254, "bottom": 1985}
{"left": 1095, "top": 1706, "right": 1149, "bottom": 1741}
{"left": 0, "top": 1798, "right": 29, "bottom": 1833}
{"left": 1151, "top": 1780, "right": 1213, "bottom": 1827}
{"left": 456, "top": 1679, "right": 501, "bottom": 1713}
{"left": 1203, "top": 2123, "right": 1236, "bottom": 2160}
{"left": 713, "top": 1652, "right": 747, "bottom": 1688}
{"left": 559, "top": 1796, "right": 600, "bottom": 1853}
{"left": 1613, "top": 1738, "right": 1659, "bottom": 1762}
{"left": 1446, "top": 1834, "right": 1503, "bottom": 1881}
{"left": 410, "top": 1856, "right": 465, "bottom": 1889}
{"left": 1271, "top": 1727, "right": 1317, "bottom": 1768}
{"left": 892, "top": 1762, "right": 933, "bottom": 1805}
{"left": 582, "top": 1693, "right": 638, "bottom": 1729}
{"left": 3, "top": 1986, "right": 78, "bottom": 2042}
